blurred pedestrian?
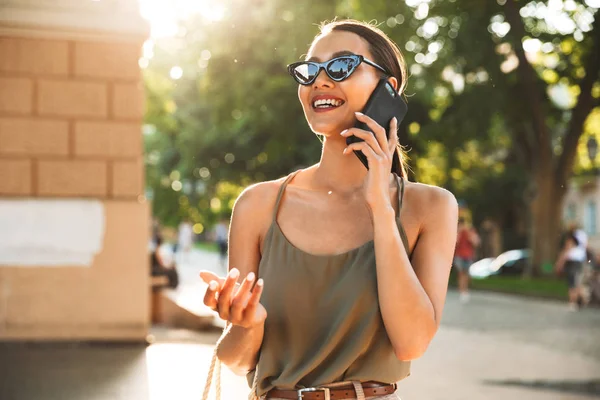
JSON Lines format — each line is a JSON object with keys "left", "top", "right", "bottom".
{"left": 199, "top": 20, "right": 458, "bottom": 400}
{"left": 454, "top": 217, "right": 480, "bottom": 303}
{"left": 177, "top": 218, "right": 194, "bottom": 263}
{"left": 589, "top": 251, "right": 600, "bottom": 304}
{"left": 150, "top": 235, "right": 179, "bottom": 289}
{"left": 581, "top": 247, "right": 598, "bottom": 305}
{"left": 149, "top": 217, "right": 161, "bottom": 253}
{"left": 152, "top": 217, "right": 161, "bottom": 241}
{"left": 555, "top": 225, "right": 588, "bottom": 311}
{"left": 214, "top": 217, "right": 229, "bottom": 270}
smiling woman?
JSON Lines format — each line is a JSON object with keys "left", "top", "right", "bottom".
{"left": 199, "top": 18, "right": 458, "bottom": 400}
{"left": 138, "top": 0, "right": 226, "bottom": 37}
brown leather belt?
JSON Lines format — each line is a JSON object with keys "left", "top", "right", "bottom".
{"left": 265, "top": 382, "right": 397, "bottom": 399}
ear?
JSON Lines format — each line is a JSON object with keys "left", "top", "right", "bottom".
{"left": 387, "top": 76, "right": 399, "bottom": 92}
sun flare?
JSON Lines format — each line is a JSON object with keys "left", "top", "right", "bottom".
{"left": 138, "top": 0, "right": 226, "bottom": 37}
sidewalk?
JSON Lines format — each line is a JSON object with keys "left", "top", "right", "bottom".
{"left": 1, "top": 248, "right": 599, "bottom": 400}
{"left": 2, "top": 314, "right": 598, "bottom": 400}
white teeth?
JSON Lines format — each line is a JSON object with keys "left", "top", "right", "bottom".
{"left": 313, "top": 98, "right": 343, "bottom": 108}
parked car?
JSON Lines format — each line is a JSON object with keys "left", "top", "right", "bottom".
{"left": 468, "top": 249, "right": 600, "bottom": 305}
{"left": 469, "top": 249, "right": 530, "bottom": 279}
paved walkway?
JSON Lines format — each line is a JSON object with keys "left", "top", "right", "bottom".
{"left": 1, "top": 248, "right": 599, "bottom": 400}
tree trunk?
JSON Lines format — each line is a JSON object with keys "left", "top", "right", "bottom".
{"left": 527, "top": 169, "right": 566, "bottom": 277}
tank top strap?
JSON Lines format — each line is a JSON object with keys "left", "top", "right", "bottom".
{"left": 272, "top": 171, "right": 300, "bottom": 222}
{"left": 395, "top": 173, "right": 406, "bottom": 212}
{"left": 394, "top": 174, "right": 410, "bottom": 254}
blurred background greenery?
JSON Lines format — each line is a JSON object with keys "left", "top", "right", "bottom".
{"left": 140, "top": 0, "right": 600, "bottom": 276}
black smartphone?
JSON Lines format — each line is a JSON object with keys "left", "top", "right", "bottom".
{"left": 345, "top": 78, "right": 408, "bottom": 169}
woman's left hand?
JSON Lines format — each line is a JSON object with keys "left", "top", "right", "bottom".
{"left": 341, "top": 111, "right": 398, "bottom": 213}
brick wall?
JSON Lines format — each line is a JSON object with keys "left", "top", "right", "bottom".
{"left": 0, "top": 37, "right": 144, "bottom": 199}
{"left": 0, "top": 35, "right": 149, "bottom": 341}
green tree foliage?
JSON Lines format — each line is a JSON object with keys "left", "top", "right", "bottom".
{"left": 348, "top": 0, "right": 599, "bottom": 274}
{"left": 145, "top": 0, "right": 342, "bottom": 228}
{"left": 144, "top": 0, "right": 599, "bottom": 273}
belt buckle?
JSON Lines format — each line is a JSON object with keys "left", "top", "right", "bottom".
{"left": 297, "top": 387, "right": 330, "bottom": 400}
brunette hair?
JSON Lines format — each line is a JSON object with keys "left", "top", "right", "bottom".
{"left": 317, "top": 19, "right": 409, "bottom": 178}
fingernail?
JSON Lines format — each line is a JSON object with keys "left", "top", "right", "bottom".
{"left": 209, "top": 281, "right": 218, "bottom": 290}
{"left": 355, "top": 111, "right": 363, "bottom": 116}
{"left": 229, "top": 268, "right": 239, "bottom": 278}
{"left": 340, "top": 129, "right": 348, "bottom": 136}
{"left": 343, "top": 147, "right": 348, "bottom": 154}
{"left": 392, "top": 117, "right": 397, "bottom": 123}
{"left": 247, "top": 272, "right": 255, "bottom": 282}
{"left": 257, "top": 279, "right": 264, "bottom": 287}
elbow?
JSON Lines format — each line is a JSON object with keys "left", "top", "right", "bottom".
{"left": 226, "top": 364, "right": 250, "bottom": 377}
{"left": 393, "top": 345, "right": 427, "bottom": 361}
{"left": 392, "top": 327, "right": 437, "bottom": 361}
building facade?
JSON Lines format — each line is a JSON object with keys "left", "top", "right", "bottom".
{"left": 0, "top": 0, "right": 149, "bottom": 340}
{"left": 563, "top": 174, "right": 600, "bottom": 251}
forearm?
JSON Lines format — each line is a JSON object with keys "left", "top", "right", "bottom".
{"left": 216, "top": 323, "right": 264, "bottom": 375}
{"left": 371, "top": 205, "right": 436, "bottom": 359}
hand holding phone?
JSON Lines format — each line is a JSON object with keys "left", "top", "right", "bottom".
{"left": 345, "top": 78, "right": 408, "bottom": 169}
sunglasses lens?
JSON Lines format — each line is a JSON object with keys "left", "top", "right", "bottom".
{"left": 292, "top": 63, "right": 319, "bottom": 84}
{"left": 327, "top": 57, "right": 357, "bottom": 80}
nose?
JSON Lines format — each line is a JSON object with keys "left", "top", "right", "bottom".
{"left": 312, "top": 67, "right": 334, "bottom": 89}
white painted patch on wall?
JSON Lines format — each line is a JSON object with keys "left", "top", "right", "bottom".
{"left": 0, "top": 200, "right": 105, "bottom": 267}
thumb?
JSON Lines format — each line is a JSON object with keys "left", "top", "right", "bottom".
{"left": 199, "top": 270, "right": 225, "bottom": 285}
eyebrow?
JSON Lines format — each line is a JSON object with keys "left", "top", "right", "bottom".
{"left": 307, "top": 50, "right": 356, "bottom": 62}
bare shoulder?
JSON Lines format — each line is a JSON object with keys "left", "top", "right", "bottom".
{"left": 405, "top": 180, "right": 457, "bottom": 205}
{"left": 234, "top": 176, "right": 288, "bottom": 212}
{"left": 231, "top": 174, "right": 291, "bottom": 241}
{"left": 404, "top": 180, "right": 458, "bottom": 222}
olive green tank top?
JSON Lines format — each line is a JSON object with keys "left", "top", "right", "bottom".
{"left": 249, "top": 171, "right": 411, "bottom": 396}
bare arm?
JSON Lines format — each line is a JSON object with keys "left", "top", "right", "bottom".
{"left": 555, "top": 251, "right": 567, "bottom": 273}
{"left": 341, "top": 112, "right": 458, "bottom": 360}
{"left": 201, "top": 184, "right": 272, "bottom": 376}
{"left": 555, "top": 240, "right": 574, "bottom": 273}
{"left": 373, "top": 187, "right": 458, "bottom": 360}
{"left": 216, "top": 312, "right": 264, "bottom": 376}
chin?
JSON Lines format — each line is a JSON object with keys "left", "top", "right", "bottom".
{"left": 309, "top": 122, "right": 346, "bottom": 137}
{"left": 307, "top": 115, "right": 355, "bottom": 138}
{"left": 308, "top": 122, "right": 332, "bottom": 135}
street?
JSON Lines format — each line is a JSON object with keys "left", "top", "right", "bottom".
{"left": 1, "top": 248, "right": 599, "bottom": 400}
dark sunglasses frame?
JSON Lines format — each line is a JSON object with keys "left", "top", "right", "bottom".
{"left": 287, "top": 54, "right": 389, "bottom": 85}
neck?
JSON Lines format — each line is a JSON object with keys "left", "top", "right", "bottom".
{"left": 311, "top": 134, "right": 369, "bottom": 195}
